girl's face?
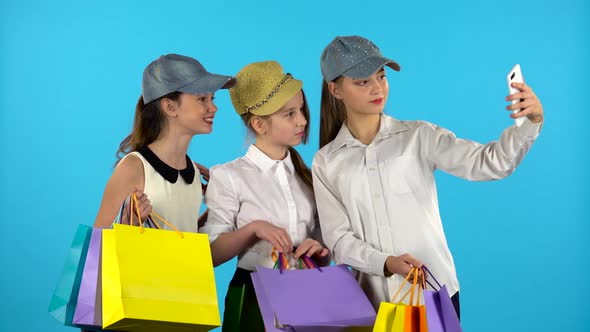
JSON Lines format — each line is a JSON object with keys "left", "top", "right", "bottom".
{"left": 175, "top": 93, "right": 218, "bottom": 135}
{"left": 330, "top": 68, "right": 389, "bottom": 116}
{"left": 259, "top": 91, "right": 307, "bottom": 147}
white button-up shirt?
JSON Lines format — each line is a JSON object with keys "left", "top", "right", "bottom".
{"left": 312, "top": 114, "right": 542, "bottom": 308}
{"left": 200, "top": 144, "right": 320, "bottom": 271}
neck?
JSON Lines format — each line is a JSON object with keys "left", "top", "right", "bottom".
{"left": 148, "top": 127, "right": 192, "bottom": 169}
{"left": 254, "top": 138, "right": 288, "bottom": 161}
{"left": 345, "top": 112, "right": 381, "bottom": 145}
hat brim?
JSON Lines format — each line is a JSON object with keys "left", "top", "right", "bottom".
{"left": 246, "top": 78, "right": 303, "bottom": 116}
{"left": 342, "top": 55, "right": 401, "bottom": 79}
{"left": 177, "top": 72, "right": 236, "bottom": 95}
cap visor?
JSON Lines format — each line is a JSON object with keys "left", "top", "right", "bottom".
{"left": 178, "top": 72, "right": 236, "bottom": 95}
{"left": 342, "top": 55, "right": 401, "bottom": 79}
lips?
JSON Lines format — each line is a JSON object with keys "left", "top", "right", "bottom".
{"left": 204, "top": 116, "right": 214, "bottom": 125}
{"left": 296, "top": 131, "right": 304, "bottom": 137}
{"left": 370, "top": 98, "right": 384, "bottom": 105}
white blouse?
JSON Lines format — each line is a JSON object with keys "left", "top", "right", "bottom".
{"left": 200, "top": 144, "right": 320, "bottom": 271}
{"left": 312, "top": 114, "right": 542, "bottom": 308}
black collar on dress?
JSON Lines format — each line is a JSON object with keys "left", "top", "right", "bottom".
{"left": 138, "top": 146, "right": 195, "bottom": 184}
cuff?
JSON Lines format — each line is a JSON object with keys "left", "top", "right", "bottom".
{"left": 516, "top": 117, "right": 543, "bottom": 140}
{"left": 370, "top": 251, "right": 391, "bottom": 277}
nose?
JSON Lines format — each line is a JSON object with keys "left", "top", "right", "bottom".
{"left": 369, "top": 78, "right": 383, "bottom": 95}
{"left": 208, "top": 97, "right": 218, "bottom": 114}
{"left": 296, "top": 111, "right": 307, "bottom": 128}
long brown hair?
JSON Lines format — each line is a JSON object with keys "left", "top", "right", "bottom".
{"left": 319, "top": 78, "right": 347, "bottom": 149}
{"left": 241, "top": 91, "right": 313, "bottom": 191}
{"left": 116, "top": 92, "right": 182, "bottom": 163}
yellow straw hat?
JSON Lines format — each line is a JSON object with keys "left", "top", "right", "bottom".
{"left": 230, "top": 61, "right": 303, "bottom": 116}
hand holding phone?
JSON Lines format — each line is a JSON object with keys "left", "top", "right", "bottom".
{"left": 507, "top": 64, "right": 525, "bottom": 127}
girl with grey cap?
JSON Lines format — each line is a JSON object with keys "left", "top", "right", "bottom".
{"left": 199, "top": 61, "right": 329, "bottom": 331}
{"left": 93, "top": 54, "right": 235, "bottom": 233}
{"left": 312, "top": 35, "right": 544, "bottom": 317}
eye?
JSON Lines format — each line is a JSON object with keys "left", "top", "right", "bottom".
{"left": 286, "top": 111, "right": 295, "bottom": 117}
{"left": 355, "top": 80, "right": 369, "bottom": 86}
{"left": 378, "top": 73, "right": 386, "bottom": 80}
{"left": 199, "top": 96, "right": 207, "bottom": 102}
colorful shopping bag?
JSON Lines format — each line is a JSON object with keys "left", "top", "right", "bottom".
{"left": 73, "top": 227, "right": 103, "bottom": 328}
{"left": 48, "top": 224, "right": 93, "bottom": 326}
{"left": 252, "top": 251, "right": 376, "bottom": 331}
{"left": 422, "top": 267, "right": 462, "bottom": 332}
{"left": 101, "top": 194, "right": 220, "bottom": 331}
{"left": 373, "top": 268, "right": 428, "bottom": 332}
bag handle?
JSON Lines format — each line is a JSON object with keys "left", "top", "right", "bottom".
{"left": 129, "top": 192, "right": 183, "bottom": 238}
{"left": 390, "top": 267, "right": 425, "bottom": 305}
{"left": 271, "top": 248, "right": 322, "bottom": 274}
{"left": 421, "top": 266, "right": 442, "bottom": 290}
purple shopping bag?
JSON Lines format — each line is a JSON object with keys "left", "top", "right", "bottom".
{"left": 73, "top": 227, "right": 103, "bottom": 328}
{"left": 252, "top": 264, "right": 376, "bottom": 331}
{"left": 422, "top": 267, "right": 462, "bottom": 332}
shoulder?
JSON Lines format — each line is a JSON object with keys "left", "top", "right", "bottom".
{"left": 111, "top": 152, "right": 145, "bottom": 188}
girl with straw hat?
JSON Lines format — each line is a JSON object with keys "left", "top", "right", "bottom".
{"left": 200, "top": 61, "right": 330, "bottom": 331}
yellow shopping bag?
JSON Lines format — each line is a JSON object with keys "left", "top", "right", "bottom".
{"left": 373, "top": 268, "right": 426, "bottom": 332}
{"left": 102, "top": 194, "right": 220, "bottom": 331}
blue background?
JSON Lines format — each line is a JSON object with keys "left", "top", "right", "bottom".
{"left": 1, "top": 0, "right": 588, "bottom": 331}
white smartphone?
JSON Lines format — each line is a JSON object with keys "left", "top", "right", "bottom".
{"left": 507, "top": 64, "right": 525, "bottom": 127}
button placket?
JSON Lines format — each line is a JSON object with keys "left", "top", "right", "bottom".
{"left": 275, "top": 163, "right": 298, "bottom": 240}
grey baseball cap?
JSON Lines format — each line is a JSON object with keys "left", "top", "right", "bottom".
{"left": 142, "top": 54, "right": 236, "bottom": 104}
{"left": 320, "top": 36, "right": 400, "bottom": 82}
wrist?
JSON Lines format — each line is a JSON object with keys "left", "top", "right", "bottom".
{"left": 528, "top": 114, "right": 543, "bottom": 123}
{"left": 384, "top": 256, "right": 394, "bottom": 277}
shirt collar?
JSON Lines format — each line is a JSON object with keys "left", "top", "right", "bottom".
{"left": 138, "top": 146, "right": 195, "bottom": 184}
{"left": 327, "top": 114, "right": 409, "bottom": 155}
{"left": 246, "top": 144, "right": 295, "bottom": 175}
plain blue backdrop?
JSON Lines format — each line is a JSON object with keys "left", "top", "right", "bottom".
{"left": 1, "top": 0, "right": 588, "bottom": 331}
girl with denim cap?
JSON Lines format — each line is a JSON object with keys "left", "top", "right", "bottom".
{"left": 93, "top": 54, "right": 234, "bottom": 232}
{"left": 200, "top": 61, "right": 330, "bottom": 331}
{"left": 312, "top": 36, "right": 544, "bottom": 318}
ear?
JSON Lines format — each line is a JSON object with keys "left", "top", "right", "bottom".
{"left": 250, "top": 116, "right": 268, "bottom": 136}
{"left": 328, "top": 81, "right": 343, "bottom": 100}
{"left": 160, "top": 97, "right": 179, "bottom": 118}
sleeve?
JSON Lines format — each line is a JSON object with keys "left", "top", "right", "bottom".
{"left": 312, "top": 152, "right": 389, "bottom": 277}
{"left": 198, "top": 165, "right": 240, "bottom": 243}
{"left": 423, "top": 118, "right": 543, "bottom": 181}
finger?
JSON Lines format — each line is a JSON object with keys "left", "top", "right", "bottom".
{"left": 294, "top": 240, "right": 313, "bottom": 258}
{"left": 401, "top": 254, "right": 424, "bottom": 268}
{"left": 319, "top": 248, "right": 330, "bottom": 257}
{"left": 506, "top": 99, "right": 536, "bottom": 111}
{"left": 278, "top": 230, "right": 293, "bottom": 253}
{"left": 194, "top": 163, "right": 210, "bottom": 176}
{"left": 267, "top": 236, "right": 283, "bottom": 253}
{"left": 269, "top": 232, "right": 288, "bottom": 253}
{"left": 505, "top": 90, "right": 533, "bottom": 101}
{"left": 510, "top": 82, "right": 529, "bottom": 92}
{"left": 510, "top": 107, "right": 535, "bottom": 118}
{"left": 304, "top": 244, "right": 322, "bottom": 258}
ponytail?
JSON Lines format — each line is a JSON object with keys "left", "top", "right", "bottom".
{"left": 115, "top": 92, "right": 182, "bottom": 164}
{"left": 319, "top": 79, "right": 347, "bottom": 149}
{"left": 288, "top": 146, "right": 313, "bottom": 192}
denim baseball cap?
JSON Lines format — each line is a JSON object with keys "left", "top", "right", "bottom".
{"left": 320, "top": 36, "right": 400, "bottom": 82}
{"left": 142, "top": 54, "right": 236, "bottom": 104}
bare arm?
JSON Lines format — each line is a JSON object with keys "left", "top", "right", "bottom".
{"left": 93, "top": 155, "right": 145, "bottom": 228}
